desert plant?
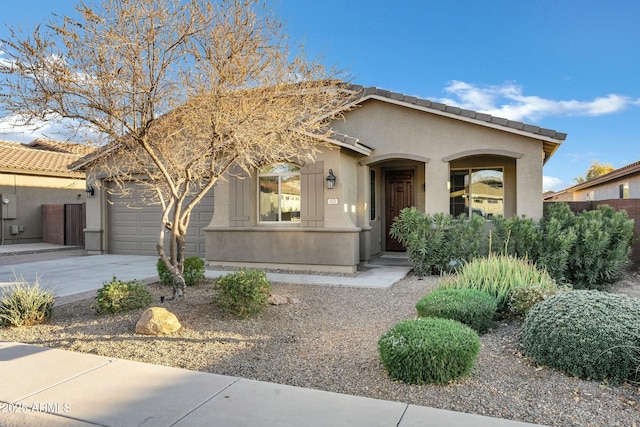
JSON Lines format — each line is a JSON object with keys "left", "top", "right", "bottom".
{"left": 567, "top": 205, "right": 634, "bottom": 289}
{"left": 0, "top": 276, "right": 55, "bottom": 327}
{"left": 490, "top": 215, "right": 540, "bottom": 258}
{"left": 416, "top": 288, "right": 497, "bottom": 333}
{"left": 213, "top": 268, "right": 272, "bottom": 318}
{"left": 378, "top": 317, "right": 480, "bottom": 384}
{"left": 95, "top": 276, "right": 153, "bottom": 314}
{"left": 536, "top": 203, "right": 577, "bottom": 284}
{"left": 390, "top": 208, "right": 486, "bottom": 275}
{"left": 439, "top": 253, "right": 557, "bottom": 312}
{"left": 507, "top": 284, "right": 565, "bottom": 318}
{"left": 157, "top": 257, "right": 205, "bottom": 287}
{"left": 521, "top": 290, "right": 640, "bottom": 384}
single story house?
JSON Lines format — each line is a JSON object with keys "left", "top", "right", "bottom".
{"left": 0, "top": 139, "right": 94, "bottom": 246}
{"left": 76, "top": 85, "right": 567, "bottom": 272}
{"left": 544, "top": 160, "right": 640, "bottom": 202}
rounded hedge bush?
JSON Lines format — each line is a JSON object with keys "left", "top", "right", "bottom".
{"left": 214, "top": 268, "right": 272, "bottom": 318}
{"left": 378, "top": 317, "right": 480, "bottom": 385}
{"left": 416, "top": 288, "right": 497, "bottom": 333}
{"left": 521, "top": 290, "right": 640, "bottom": 384}
{"left": 95, "top": 276, "right": 153, "bottom": 314}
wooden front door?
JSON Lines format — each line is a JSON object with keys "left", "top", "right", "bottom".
{"left": 385, "top": 170, "right": 414, "bottom": 251}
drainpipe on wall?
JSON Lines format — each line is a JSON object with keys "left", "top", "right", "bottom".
{"left": 1, "top": 197, "right": 8, "bottom": 245}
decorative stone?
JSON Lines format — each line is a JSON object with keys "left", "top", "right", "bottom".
{"left": 136, "top": 307, "right": 181, "bottom": 335}
{"left": 268, "top": 294, "right": 301, "bottom": 305}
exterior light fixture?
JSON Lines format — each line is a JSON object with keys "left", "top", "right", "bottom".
{"left": 85, "top": 184, "right": 95, "bottom": 198}
{"left": 326, "top": 169, "right": 336, "bottom": 189}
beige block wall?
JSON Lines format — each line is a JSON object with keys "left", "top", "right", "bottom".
{"left": 0, "top": 173, "right": 87, "bottom": 244}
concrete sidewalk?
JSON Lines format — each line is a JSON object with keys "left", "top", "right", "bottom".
{"left": 0, "top": 342, "right": 545, "bottom": 427}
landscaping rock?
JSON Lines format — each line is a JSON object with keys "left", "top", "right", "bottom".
{"left": 268, "top": 294, "right": 300, "bottom": 305}
{"left": 135, "top": 307, "right": 181, "bottom": 335}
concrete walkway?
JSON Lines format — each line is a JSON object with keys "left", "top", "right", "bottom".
{"left": 0, "top": 244, "right": 547, "bottom": 426}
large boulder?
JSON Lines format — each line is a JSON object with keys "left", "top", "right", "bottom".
{"left": 136, "top": 307, "right": 181, "bottom": 335}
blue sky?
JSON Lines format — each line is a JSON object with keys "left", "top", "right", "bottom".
{"left": 1, "top": 0, "right": 639, "bottom": 191}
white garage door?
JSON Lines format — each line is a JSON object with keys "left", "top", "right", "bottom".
{"left": 107, "top": 183, "right": 214, "bottom": 257}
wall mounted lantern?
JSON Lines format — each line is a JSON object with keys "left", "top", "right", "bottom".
{"left": 326, "top": 169, "right": 336, "bottom": 189}
{"left": 85, "top": 184, "right": 95, "bottom": 198}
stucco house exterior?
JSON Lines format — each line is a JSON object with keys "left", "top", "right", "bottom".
{"left": 0, "top": 139, "right": 94, "bottom": 246}
{"left": 76, "top": 86, "right": 566, "bottom": 272}
{"left": 544, "top": 160, "right": 640, "bottom": 202}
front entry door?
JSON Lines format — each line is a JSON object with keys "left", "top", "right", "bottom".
{"left": 385, "top": 170, "right": 414, "bottom": 251}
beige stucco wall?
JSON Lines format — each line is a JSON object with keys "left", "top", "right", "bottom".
{"left": 332, "top": 99, "right": 547, "bottom": 220}
{"left": 571, "top": 174, "right": 640, "bottom": 201}
{"left": 0, "top": 173, "right": 87, "bottom": 245}
{"left": 205, "top": 98, "right": 555, "bottom": 271}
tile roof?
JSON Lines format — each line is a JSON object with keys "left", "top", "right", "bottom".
{"left": 0, "top": 140, "right": 93, "bottom": 176}
{"left": 24, "top": 138, "right": 97, "bottom": 156}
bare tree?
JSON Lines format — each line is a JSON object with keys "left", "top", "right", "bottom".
{"left": 0, "top": 0, "right": 354, "bottom": 298}
{"left": 573, "top": 160, "right": 615, "bottom": 184}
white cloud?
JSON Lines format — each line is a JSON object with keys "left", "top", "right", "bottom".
{"left": 438, "top": 80, "right": 640, "bottom": 122}
{"left": 0, "top": 113, "right": 102, "bottom": 144}
{"left": 543, "top": 176, "right": 565, "bottom": 192}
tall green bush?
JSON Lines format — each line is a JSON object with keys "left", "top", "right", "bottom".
{"left": 390, "top": 208, "right": 485, "bottom": 275}
{"left": 490, "top": 215, "right": 540, "bottom": 258}
{"left": 521, "top": 290, "right": 640, "bottom": 384}
{"left": 378, "top": 317, "right": 480, "bottom": 384}
{"left": 439, "top": 254, "right": 557, "bottom": 312}
{"left": 0, "top": 276, "right": 55, "bottom": 327}
{"left": 536, "top": 203, "right": 577, "bottom": 284}
{"left": 566, "top": 205, "right": 634, "bottom": 289}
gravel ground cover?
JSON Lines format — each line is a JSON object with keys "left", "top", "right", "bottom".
{"left": 1, "top": 272, "right": 640, "bottom": 427}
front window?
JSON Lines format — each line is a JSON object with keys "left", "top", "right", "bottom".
{"left": 259, "top": 163, "right": 300, "bottom": 222}
{"left": 620, "top": 183, "right": 629, "bottom": 199}
{"left": 450, "top": 168, "right": 503, "bottom": 218}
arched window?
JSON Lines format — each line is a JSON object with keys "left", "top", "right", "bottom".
{"left": 258, "top": 163, "right": 301, "bottom": 222}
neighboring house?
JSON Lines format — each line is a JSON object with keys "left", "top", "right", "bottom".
{"left": 0, "top": 139, "right": 94, "bottom": 246}
{"left": 544, "top": 160, "right": 640, "bottom": 202}
{"left": 74, "top": 85, "right": 566, "bottom": 272}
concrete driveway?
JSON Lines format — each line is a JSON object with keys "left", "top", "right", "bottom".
{"left": 0, "top": 254, "right": 159, "bottom": 299}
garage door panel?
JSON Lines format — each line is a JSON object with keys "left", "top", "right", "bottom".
{"left": 108, "top": 184, "right": 213, "bottom": 257}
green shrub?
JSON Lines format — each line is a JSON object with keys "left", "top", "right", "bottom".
{"left": 95, "top": 276, "right": 153, "bottom": 314}
{"left": 378, "top": 317, "right": 480, "bottom": 384}
{"left": 0, "top": 276, "right": 55, "bottom": 327}
{"left": 566, "top": 205, "right": 634, "bottom": 289}
{"left": 390, "top": 208, "right": 486, "bottom": 275}
{"left": 157, "top": 257, "right": 205, "bottom": 287}
{"left": 507, "top": 284, "right": 565, "bottom": 318}
{"left": 213, "top": 268, "right": 271, "bottom": 318}
{"left": 521, "top": 290, "right": 640, "bottom": 384}
{"left": 439, "top": 254, "right": 557, "bottom": 312}
{"left": 416, "top": 288, "right": 497, "bottom": 333}
{"left": 536, "top": 203, "right": 577, "bottom": 283}
{"left": 490, "top": 215, "right": 540, "bottom": 258}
